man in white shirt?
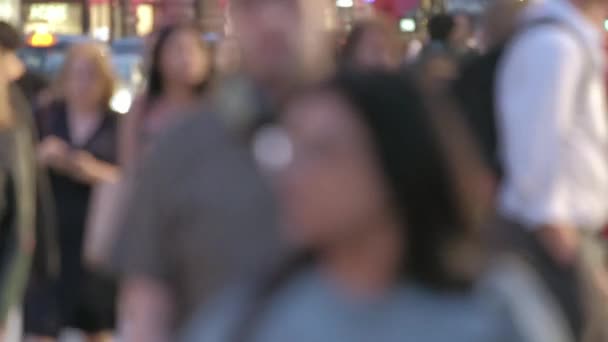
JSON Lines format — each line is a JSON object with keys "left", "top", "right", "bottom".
{"left": 497, "top": 0, "right": 608, "bottom": 337}
{"left": 497, "top": 0, "right": 608, "bottom": 265}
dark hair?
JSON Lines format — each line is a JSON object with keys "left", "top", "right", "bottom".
{"left": 428, "top": 14, "right": 455, "bottom": 43}
{"left": 231, "top": 71, "right": 483, "bottom": 341}
{"left": 145, "top": 23, "right": 209, "bottom": 108}
{"left": 340, "top": 20, "right": 388, "bottom": 68}
{"left": 335, "top": 72, "right": 478, "bottom": 287}
{"left": 0, "top": 21, "right": 21, "bottom": 51}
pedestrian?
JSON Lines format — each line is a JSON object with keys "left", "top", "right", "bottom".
{"left": 181, "top": 71, "right": 523, "bottom": 342}
{"left": 495, "top": 0, "right": 608, "bottom": 339}
{"left": 120, "top": 22, "right": 212, "bottom": 168}
{"left": 478, "top": 0, "right": 529, "bottom": 52}
{"left": 451, "top": 11, "right": 479, "bottom": 60}
{"left": 451, "top": 0, "right": 529, "bottom": 178}
{"left": 111, "top": 0, "right": 306, "bottom": 340}
{"left": 424, "top": 12, "right": 478, "bottom": 62}
{"left": 24, "top": 42, "right": 120, "bottom": 342}
{"left": 339, "top": 19, "right": 398, "bottom": 71}
{"left": 414, "top": 47, "right": 460, "bottom": 93}
{"left": 0, "top": 21, "right": 35, "bottom": 341}
{"left": 81, "top": 23, "right": 212, "bottom": 271}
{"left": 425, "top": 14, "right": 456, "bottom": 53}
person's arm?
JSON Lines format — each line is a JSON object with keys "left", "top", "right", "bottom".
{"left": 119, "top": 275, "right": 175, "bottom": 342}
{"left": 111, "top": 134, "right": 181, "bottom": 342}
{"left": 38, "top": 137, "right": 119, "bottom": 184}
{"left": 70, "top": 150, "right": 120, "bottom": 184}
{"left": 497, "top": 28, "right": 584, "bottom": 264}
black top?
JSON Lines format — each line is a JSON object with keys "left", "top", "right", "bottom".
{"left": 37, "top": 102, "right": 118, "bottom": 289}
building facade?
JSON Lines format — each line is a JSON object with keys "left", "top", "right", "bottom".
{"left": 19, "top": 0, "right": 161, "bottom": 39}
{"left": 0, "top": 0, "right": 20, "bottom": 25}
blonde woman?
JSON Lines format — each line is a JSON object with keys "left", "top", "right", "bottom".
{"left": 25, "top": 43, "right": 119, "bottom": 342}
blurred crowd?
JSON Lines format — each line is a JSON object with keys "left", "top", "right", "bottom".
{"left": 0, "top": 0, "right": 607, "bottom": 341}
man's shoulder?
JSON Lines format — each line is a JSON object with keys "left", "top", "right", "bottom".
{"left": 511, "top": 20, "right": 586, "bottom": 59}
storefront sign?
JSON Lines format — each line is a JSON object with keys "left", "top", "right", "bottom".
{"left": 28, "top": 3, "right": 69, "bottom": 22}
{"left": 24, "top": 3, "right": 82, "bottom": 34}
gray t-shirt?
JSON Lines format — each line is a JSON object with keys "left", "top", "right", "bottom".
{"left": 182, "top": 269, "right": 524, "bottom": 342}
{"left": 112, "top": 109, "right": 283, "bottom": 329}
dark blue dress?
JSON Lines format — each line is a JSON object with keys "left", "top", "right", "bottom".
{"left": 26, "top": 101, "right": 119, "bottom": 335}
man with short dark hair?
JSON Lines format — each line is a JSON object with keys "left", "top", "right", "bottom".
{"left": 425, "top": 12, "right": 478, "bottom": 62}
{"left": 428, "top": 14, "right": 456, "bottom": 47}
{"left": 112, "top": 1, "right": 306, "bottom": 341}
{"left": 497, "top": 0, "right": 608, "bottom": 338}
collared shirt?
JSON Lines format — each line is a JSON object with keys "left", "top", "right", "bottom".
{"left": 497, "top": 0, "right": 608, "bottom": 230}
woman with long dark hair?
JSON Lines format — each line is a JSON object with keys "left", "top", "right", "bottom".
{"left": 181, "top": 72, "right": 530, "bottom": 342}
{"left": 120, "top": 23, "right": 211, "bottom": 168}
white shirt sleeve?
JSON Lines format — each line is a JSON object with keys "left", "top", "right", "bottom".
{"left": 497, "top": 27, "right": 585, "bottom": 228}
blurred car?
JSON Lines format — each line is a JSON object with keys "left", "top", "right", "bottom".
{"left": 111, "top": 37, "right": 145, "bottom": 56}
{"left": 18, "top": 32, "right": 99, "bottom": 80}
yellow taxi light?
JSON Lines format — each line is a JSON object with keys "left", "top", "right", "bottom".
{"left": 27, "top": 32, "right": 57, "bottom": 48}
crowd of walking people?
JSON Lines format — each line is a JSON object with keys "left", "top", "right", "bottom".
{"left": 0, "top": 0, "right": 607, "bottom": 341}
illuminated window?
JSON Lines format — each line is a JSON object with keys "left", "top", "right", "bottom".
{"left": 26, "top": 3, "right": 82, "bottom": 34}
{"left": 137, "top": 5, "right": 154, "bottom": 36}
{"left": 90, "top": 3, "right": 111, "bottom": 41}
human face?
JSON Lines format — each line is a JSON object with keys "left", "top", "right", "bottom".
{"left": 280, "top": 92, "right": 392, "bottom": 246}
{"left": 161, "top": 29, "right": 210, "bottom": 89}
{"left": 0, "top": 50, "right": 24, "bottom": 83}
{"left": 231, "top": 0, "right": 301, "bottom": 83}
{"left": 65, "top": 55, "right": 106, "bottom": 108}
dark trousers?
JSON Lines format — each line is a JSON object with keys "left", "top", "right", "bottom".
{"left": 488, "top": 216, "right": 583, "bottom": 340}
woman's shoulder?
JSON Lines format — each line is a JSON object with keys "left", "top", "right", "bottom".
{"left": 382, "top": 284, "right": 523, "bottom": 342}
{"left": 180, "top": 267, "right": 317, "bottom": 342}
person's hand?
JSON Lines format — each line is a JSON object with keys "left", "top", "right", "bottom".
{"left": 37, "top": 136, "right": 71, "bottom": 170}
{"left": 537, "top": 225, "right": 580, "bottom": 266}
{"left": 71, "top": 151, "right": 119, "bottom": 184}
{"left": 70, "top": 151, "right": 101, "bottom": 184}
